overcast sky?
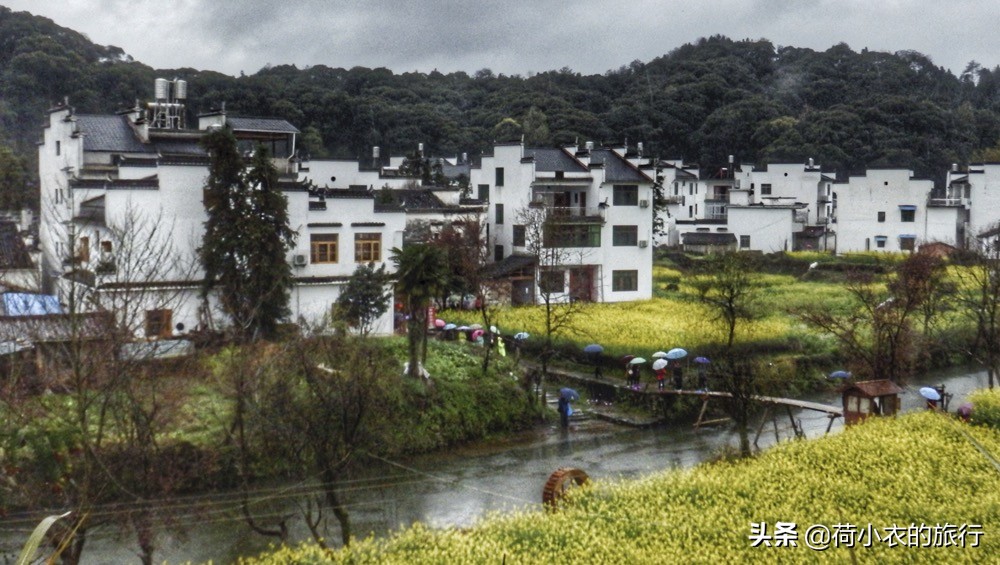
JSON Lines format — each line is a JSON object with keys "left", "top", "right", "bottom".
{"left": 4, "top": 1, "right": 996, "bottom": 78}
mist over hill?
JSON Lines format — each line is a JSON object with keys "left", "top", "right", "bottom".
{"left": 2, "top": 6, "right": 999, "bottom": 208}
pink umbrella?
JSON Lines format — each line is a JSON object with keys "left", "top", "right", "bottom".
{"left": 471, "top": 329, "right": 484, "bottom": 341}
{"left": 434, "top": 319, "right": 446, "bottom": 328}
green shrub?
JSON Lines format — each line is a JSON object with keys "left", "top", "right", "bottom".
{"left": 969, "top": 388, "right": 1000, "bottom": 428}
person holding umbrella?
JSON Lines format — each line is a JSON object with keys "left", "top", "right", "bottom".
{"left": 584, "top": 344, "right": 604, "bottom": 379}
{"left": 694, "top": 357, "right": 711, "bottom": 392}
{"left": 652, "top": 358, "right": 669, "bottom": 390}
{"left": 664, "top": 348, "right": 687, "bottom": 390}
{"left": 558, "top": 388, "right": 579, "bottom": 428}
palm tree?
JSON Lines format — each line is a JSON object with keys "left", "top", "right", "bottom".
{"left": 391, "top": 244, "right": 448, "bottom": 379}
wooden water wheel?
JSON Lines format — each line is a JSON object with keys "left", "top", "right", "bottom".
{"left": 541, "top": 467, "right": 589, "bottom": 510}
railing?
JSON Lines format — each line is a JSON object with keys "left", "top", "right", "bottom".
{"left": 664, "top": 195, "right": 683, "bottom": 205}
{"left": 794, "top": 211, "right": 809, "bottom": 223}
{"left": 530, "top": 204, "right": 604, "bottom": 222}
{"left": 927, "top": 197, "right": 964, "bottom": 207}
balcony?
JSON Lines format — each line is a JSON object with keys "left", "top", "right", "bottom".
{"left": 664, "top": 195, "right": 683, "bottom": 205}
{"left": 529, "top": 203, "right": 605, "bottom": 223}
{"left": 794, "top": 211, "right": 809, "bottom": 224}
{"left": 927, "top": 197, "right": 965, "bottom": 207}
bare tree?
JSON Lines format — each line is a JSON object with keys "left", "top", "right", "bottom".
{"left": 690, "top": 252, "right": 763, "bottom": 457}
{"left": 5, "top": 199, "right": 199, "bottom": 565}
{"left": 230, "top": 333, "right": 397, "bottom": 549}
{"left": 955, "top": 233, "right": 1000, "bottom": 389}
{"left": 431, "top": 216, "right": 509, "bottom": 374}
{"left": 515, "top": 205, "right": 589, "bottom": 404}
{"left": 795, "top": 254, "right": 944, "bottom": 384}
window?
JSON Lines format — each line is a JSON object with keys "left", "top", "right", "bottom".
{"left": 612, "top": 270, "right": 638, "bottom": 292}
{"left": 77, "top": 236, "right": 90, "bottom": 263}
{"left": 495, "top": 167, "right": 504, "bottom": 187}
{"left": 543, "top": 224, "right": 601, "bottom": 247}
{"left": 145, "top": 309, "right": 173, "bottom": 338}
{"left": 55, "top": 140, "right": 61, "bottom": 156}
{"left": 613, "top": 225, "right": 638, "bottom": 246}
{"left": 877, "top": 211, "right": 885, "bottom": 222}
{"left": 513, "top": 225, "right": 526, "bottom": 247}
{"left": 354, "top": 233, "right": 381, "bottom": 262}
{"left": 875, "top": 236, "right": 887, "bottom": 249}
{"left": 740, "top": 235, "right": 751, "bottom": 249}
{"left": 478, "top": 184, "right": 489, "bottom": 201}
{"left": 900, "top": 209, "right": 915, "bottom": 222}
{"left": 688, "top": 205, "right": 693, "bottom": 218}
{"left": 760, "top": 183, "right": 772, "bottom": 195}
{"left": 310, "top": 233, "right": 338, "bottom": 263}
{"left": 613, "top": 184, "right": 638, "bottom": 206}
{"left": 539, "top": 270, "right": 565, "bottom": 294}
{"left": 495, "top": 203, "right": 504, "bottom": 224}
{"left": 494, "top": 244, "right": 504, "bottom": 261}
{"left": 899, "top": 236, "right": 916, "bottom": 251}
{"left": 100, "top": 241, "right": 113, "bottom": 254}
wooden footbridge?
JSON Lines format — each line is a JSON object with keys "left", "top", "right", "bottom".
{"left": 534, "top": 364, "right": 843, "bottom": 446}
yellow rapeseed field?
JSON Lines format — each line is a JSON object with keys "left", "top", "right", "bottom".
{"left": 242, "top": 412, "right": 1000, "bottom": 563}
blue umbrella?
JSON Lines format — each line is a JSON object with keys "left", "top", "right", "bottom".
{"left": 560, "top": 387, "right": 580, "bottom": 401}
{"left": 694, "top": 356, "right": 711, "bottom": 364}
{"left": 920, "top": 387, "right": 941, "bottom": 401}
{"left": 828, "top": 370, "right": 852, "bottom": 379}
{"left": 514, "top": 332, "right": 530, "bottom": 340}
{"left": 584, "top": 344, "right": 604, "bottom": 354}
{"left": 443, "top": 323, "right": 457, "bottom": 330}
{"left": 665, "top": 348, "right": 687, "bottom": 360}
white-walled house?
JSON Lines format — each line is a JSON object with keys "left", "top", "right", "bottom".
{"left": 471, "top": 142, "right": 655, "bottom": 304}
{"left": 38, "top": 80, "right": 405, "bottom": 338}
{"left": 946, "top": 163, "right": 1000, "bottom": 241}
{"left": 834, "top": 169, "right": 957, "bottom": 253}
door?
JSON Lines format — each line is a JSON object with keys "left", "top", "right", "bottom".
{"left": 569, "top": 267, "right": 594, "bottom": 302}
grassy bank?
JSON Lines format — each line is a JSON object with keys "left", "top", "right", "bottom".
{"left": 242, "top": 411, "right": 1000, "bottom": 563}
{"left": 0, "top": 338, "right": 542, "bottom": 512}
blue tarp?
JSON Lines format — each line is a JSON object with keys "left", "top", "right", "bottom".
{"left": 2, "top": 293, "right": 62, "bottom": 316}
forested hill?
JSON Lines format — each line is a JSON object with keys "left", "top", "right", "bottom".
{"left": 2, "top": 5, "right": 1000, "bottom": 209}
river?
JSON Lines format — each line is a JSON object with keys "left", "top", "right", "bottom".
{"left": 1, "top": 366, "right": 992, "bottom": 564}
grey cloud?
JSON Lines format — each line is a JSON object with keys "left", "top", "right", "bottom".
{"left": 3, "top": 0, "right": 997, "bottom": 76}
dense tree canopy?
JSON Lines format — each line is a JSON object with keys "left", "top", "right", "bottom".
{"left": 199, "top": 127, "right": 297, "bottom": 340}
{"left": 3, "top": 8, "right": 1000, "bottom": 212}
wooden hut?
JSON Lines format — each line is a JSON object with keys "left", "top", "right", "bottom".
{"left": 840, "top": 379, "right": 904, "bottom": 425}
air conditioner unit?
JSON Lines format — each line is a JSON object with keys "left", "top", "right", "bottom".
{"left": 638, "top": 240, "right": 648, "bottom": 248}
{"left": 639, "top": 199, "right": 649, "bottom": 208}
{"left": 292, "top": 254, "right": 308, "bottom": 267}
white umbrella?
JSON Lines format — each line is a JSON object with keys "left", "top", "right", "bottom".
{"left": 629, "top": 357, "right": 647, "bottom": 365}
{"left": 652, "top": 351, "right": 668, "bottom": 359}
{"left": 665, "top": 348, "right": 687, "bottom": 360}
{"left": 652, "top": 359, "right": 669, "bottom": 370}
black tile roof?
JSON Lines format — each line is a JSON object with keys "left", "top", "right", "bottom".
{"left": 524, "top": 148, "right": 588, "bottom": 173}
{"left": 589, "top": 149, "right": 651, "bottom": 183}
{"left": 227, "top": 117, "right": 300, "bottom": 134}
{"left": 393, "top": 189, "right": 447, "bottom": 210}
{"left": 681, "top": 232, "right": 737, "bottom": 245}
{"left": 0, "top": 222, "right": 32, "bottom": 270}
{"left": 154, "top": 140, "right": 206, "bottom": 156}
{"left": 487, "top": 254, "right": 536, "bottom": 278}
{"left": 76, "top": 115, "right": 155, "bottom": 153}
